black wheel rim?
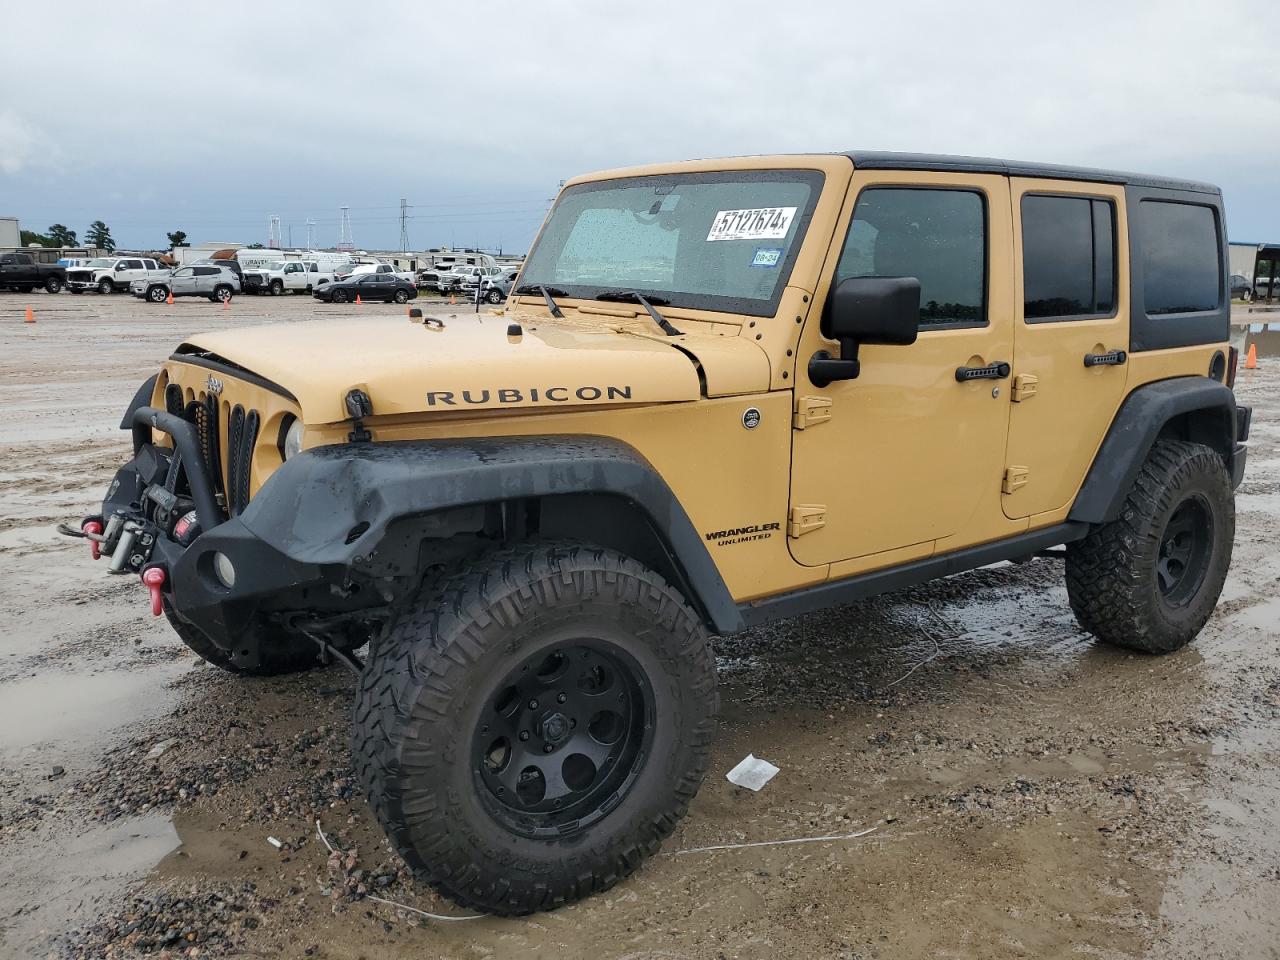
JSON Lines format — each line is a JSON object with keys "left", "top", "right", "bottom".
{"left": 1157, "top": 493, "right": 1213, "bottom": 607}
{"left": 471, "top": 641, "right": 654, "bottom": 839}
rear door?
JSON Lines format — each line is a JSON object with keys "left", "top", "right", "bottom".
{"left": 1002, "top": 179, "right": 1129, "bottom": 520}
{"left": 789, "top": 172, "right": 1020, "bottom": 570}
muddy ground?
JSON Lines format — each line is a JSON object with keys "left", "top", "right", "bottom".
{"left": 1, "top": 291, "right": 1277, "bottom": 960}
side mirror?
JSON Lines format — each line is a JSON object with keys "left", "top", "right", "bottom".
{"left": 809, "top": 276, "right": 920, "bottom": 386}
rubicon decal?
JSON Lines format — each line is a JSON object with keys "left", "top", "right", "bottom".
{"left": 705, "top": 521, "right": 780, "bottom": 547}
{"left": 426, "top": 385, "right": 633, "bottom": 406}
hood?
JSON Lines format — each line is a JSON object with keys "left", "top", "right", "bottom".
{"left": 175, "top": 314, "right": 770, "bottom": 424}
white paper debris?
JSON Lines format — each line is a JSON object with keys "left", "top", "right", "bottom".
{"left": 146, "top": 738, "right": 178, "bottom": 760}
{"left": 726, "top": 754, "right": 780, "bottom": 791}
{"left": 267, "top": 836, "right": 283, "bottom": 849}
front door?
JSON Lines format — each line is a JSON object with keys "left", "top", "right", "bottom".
{"left": 1002, "top": 179, "right": 1130, "bottom": 520}
{"left": 169, "top": 267, "right": 196, "bottom": 295}
{"left": 789, "top": 172, "right": 1019, "bottom": 570}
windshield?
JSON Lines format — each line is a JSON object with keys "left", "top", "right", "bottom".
{"left": 267, "top": 260, "right": 286, "bottom": 270}
{"left": 87, "top": 258, "right": 114, "bottom": 267}
{"left": 519, "top": 170, "right": 823, "bottom": 316}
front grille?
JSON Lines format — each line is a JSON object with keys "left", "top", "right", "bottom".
{"left": 194, "top": 394, "right": 222, "bottom": 508}
{"left": 225, "top": 404, "right": 259, "bottom": 516}
{"left": 68, "top": 270, "right": 91, "bottom": 282}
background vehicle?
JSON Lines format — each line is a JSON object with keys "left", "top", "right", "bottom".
{"left": 249, "top": 259, "right": 339, "bottom": 296}
{"left": 82, "top": 151, "right": 1249, "bottom": 919}
{"left": 131, "top": 264, "right": 239, "bottom": 302}
{"left": 1254, "top": 271, "right": 1278, "bottom": 301}
{"left": 312, "top": 272, "right": 417, "bottom": 303}
{"left": 345, "top": 261, "right": 416, "bottom": 285}
{"left": 1229, "top": 274, "right": 1251, "bottom": 300}
{"left": 479, "top": 267, "right": 520, "bottom": 303}
{"left": 0, "top": 252, "right": 66, "bottom": 293}
{"left": 66, "top": 256, "right": 168, "bottom": 294}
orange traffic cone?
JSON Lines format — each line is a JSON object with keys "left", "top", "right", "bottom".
{"left": 24, "top": 305, "right": 35, "bottom": 324}
{"left": 1245, "top": 342, "right": 1258, "bottom": 370}
{"left": 449, "top": 294, "right": 457, "bottom": 305}
{"left": 356, "top": 295, "right": 362, "bottom": 305}
{"left": 222, "top": 296, "right": 229, "bottom": 311}
{"left": 166, "top": 291, "right": 174, "bottom": 305}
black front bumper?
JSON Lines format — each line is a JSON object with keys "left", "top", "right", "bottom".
{"left": 102, "top": 407, "right": 325, "bottom": 653}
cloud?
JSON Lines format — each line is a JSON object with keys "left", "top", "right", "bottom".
{"left": 1, "top": 0, "right": 1278, "bottom": 249}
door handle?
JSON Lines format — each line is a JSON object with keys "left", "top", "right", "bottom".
{"left": 1083, "top": 349, "right": 1127, "bottom": 368}
{"left": 955, "top": 361, "right": 1011, "bottom": 382}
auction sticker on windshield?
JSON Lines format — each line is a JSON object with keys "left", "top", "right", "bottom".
{"left": 706, "top": 207, "right": 797, "bottom": 242}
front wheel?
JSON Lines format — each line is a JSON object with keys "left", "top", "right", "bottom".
{"left": 97, "top": 278, "right": 114, "bottom": 295}
{"left": 332, "top": 288, "right": 349, "bottom": 303}
{"left": 269, "top": 279, "right": 283, "bottom": 296}
{"left": 486, "top": 288, "right": 503, "bottom": 304}
{"left": 353, "top": 542, "right": 718, "bottom": 915}
{"left": 1066, "top": 440, "right": 1234, "bottom": 654}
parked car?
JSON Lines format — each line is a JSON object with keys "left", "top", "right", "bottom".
{"left": 479, "top": 268, "right": 520, "bottom": 304}
{"left": 66, "top": 256, "right": 169, "bottom": 294}
{"left": 248, "top": 259, "right": 338, "bottom": 296}
{"left": 1229, "top": 274, "right": 1251, "bottom": 301}
{"left": 191, "top": 258, "right": 267, "bottom": 296}
{"left": 131, "top": 265, "right": 240, "bottom": 303}
{"left": 0, "top": 252, "right": 66, "bottom": 293}
{"left": 345, "top": 262, "right": 417, "bottom": 285}
{"left": 312, "top": 273, "right": 417, "bottom": 304}
{"left": 1253, "top": 274, "right": 1278, "bottom": 301}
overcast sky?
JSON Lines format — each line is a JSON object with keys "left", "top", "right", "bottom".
{"left": 1, "top": 1, "right": 1276, "bottom": 253}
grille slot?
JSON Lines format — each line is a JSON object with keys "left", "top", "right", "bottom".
{"left": 225, "top": 404, "right": 259, "bottom": 516}
{"left": 195, "top": 394, "right": 223, "bottom": 507}
{"left": 165, "top": 382, "right": 185, "bottom": 417}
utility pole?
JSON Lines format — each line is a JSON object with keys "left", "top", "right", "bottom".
{"left": 305, "top": 219, "right": 316, "bottom": 250}
{"left": 337, "top": 206, "right": 354, "bottom": 251}
{"left": 268, "top": 215, "right": 282, "bottom": 249}
{"left": 399, "top": 197, "right": 410, "bottom": 253}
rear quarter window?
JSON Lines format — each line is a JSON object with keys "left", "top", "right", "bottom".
{"left": 1139, "top": 200, "right": 1221, "bottom": 316}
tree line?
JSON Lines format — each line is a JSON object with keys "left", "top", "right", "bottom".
{"left": 16, "top": 223, "right": 189, "bottom": 252}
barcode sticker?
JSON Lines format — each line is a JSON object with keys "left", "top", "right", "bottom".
{"left": 706, "top": 207, "right": 797, "bottom": 242}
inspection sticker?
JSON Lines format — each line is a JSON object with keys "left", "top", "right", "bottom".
{"left": 751, "top": 247, "right": 783, "bottom": 268}
{"left": 706, "top": 206, "right": 797, "bottom": 242}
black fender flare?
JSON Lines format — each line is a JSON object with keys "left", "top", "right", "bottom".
{"left": 119, "top": 373, "right": 159, "bottom": 430}
{"left": 236, "top": 435, "right": 745, "bottom": 634}
{"left": 1069, "top": 376, "right": 1238, "bottom": 524}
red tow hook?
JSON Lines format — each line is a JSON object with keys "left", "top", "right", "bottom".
{"left": 83, "top": 520, "right": 103, "bottom": 560}
{"left": 141, "top": 566, "right": 167, "bottom": 617}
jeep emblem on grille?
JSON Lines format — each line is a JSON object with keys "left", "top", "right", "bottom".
{"left": 205, "top": 375, "right": 224, "bottom": 396}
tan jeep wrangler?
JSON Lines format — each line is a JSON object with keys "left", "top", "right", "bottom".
{"left": 78, "top": 151, "right": 1251, "bottom": 914}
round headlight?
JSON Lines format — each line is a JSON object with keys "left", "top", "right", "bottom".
{"left": 282, "top": 417, "right": 304, "bottom": 461}
{"left": 213, "top": 551, "right": 236, "bottom": 589}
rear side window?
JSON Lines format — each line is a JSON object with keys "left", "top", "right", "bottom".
{"left": 1139, "top": 201, "right": 1220, "bottom": 315}
{"left": 836, "top": 187, "right": 986, "bottom": 327}
{"left": 1021, "top": 195, "right": 1115, "bottom": 320}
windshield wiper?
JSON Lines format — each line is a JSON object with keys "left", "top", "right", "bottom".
{"left": 513, "top": 283, "right": 566, "bottom": 318}
{"left": 595, "top": 290, "right": 682, "bottom": 337}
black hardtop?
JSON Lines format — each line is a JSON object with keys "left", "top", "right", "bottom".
{"left": 843, "top": 151, "right": 1220, "bottom": 195}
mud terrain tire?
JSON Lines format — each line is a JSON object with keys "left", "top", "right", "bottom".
{"left": 353, "top": 541, "right": 718, "bottom": 915}
{"left": 1066, "top": 440, "right": 1233, "bottom": 654}
{"left": 163, "top": 603, "right": 326, "bottom": 675}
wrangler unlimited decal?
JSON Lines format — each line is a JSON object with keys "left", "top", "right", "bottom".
{"left": 426, "top": 385, "right": 633, "bottom": 406}
{"left": 705, "top": 522, "right": 781, "bottom": 547}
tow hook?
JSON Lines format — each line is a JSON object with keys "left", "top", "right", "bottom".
{"left": 56, "top": 519, "right": 107, "bottom": 560}
{"left": 141, "top": 566, "right": 167, "bottom": 617}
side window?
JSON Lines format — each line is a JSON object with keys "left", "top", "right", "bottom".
{"left": 1021, "top": 195, "right": 1115, "bottom": 321}
{"left": 835, "top": 187, "right": 986, "bottom": 327}
{"left": 123, "top": 259, "right": 144, "bottom": 270}
{"left": 175, "top": 268, "right": 194, "bottom": 278}
{"left": 142, "top": 260, "right": 156, "bottom": 270}
{"left": 1139, "top": 201, "right": 1220, "bottom": 316}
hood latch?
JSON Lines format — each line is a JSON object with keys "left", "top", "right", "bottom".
{"left": 346, "top": 389, "right": 374, "bottom": 443}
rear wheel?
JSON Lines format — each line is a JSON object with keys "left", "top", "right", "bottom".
{"left": 213, "top": 285, "right": 233, "bottom": 302}
{"left": 353, "top": 541, "right": 718, "bottom": 915}
{"left": 97, "top": 278, "right": 114, "bottom": 295}
{"left": 393, "top": 288, "right": 410, "bottom": 304}
{"left": 1066, "top": 440, "right": 1234, "bottom": 654}
{"left": 45, "top": 276, "right": 63, "bottom": 294}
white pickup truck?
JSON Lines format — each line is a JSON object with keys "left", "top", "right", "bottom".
{"left": 249, "top": 259, "right": 341, "bottom": 296}
{"left": 65, "top": 256, "right": 171, "bottom": 294}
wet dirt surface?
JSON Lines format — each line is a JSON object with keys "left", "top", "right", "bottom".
{"left": 1, "top": 292, "right": 1277, "bottom": 959}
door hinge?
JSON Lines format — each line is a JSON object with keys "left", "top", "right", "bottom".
{"left": 1002, "top": 465, "right": 1030, "bottom": 495}
{"left": 793, "top": 395, "right": 833, "bottom": 430}
{"left": 788, "top": 504, "right": 827, "bottom": 538}
{"left": 1011, "top": 373, "right": 1038, "bottom": 402}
